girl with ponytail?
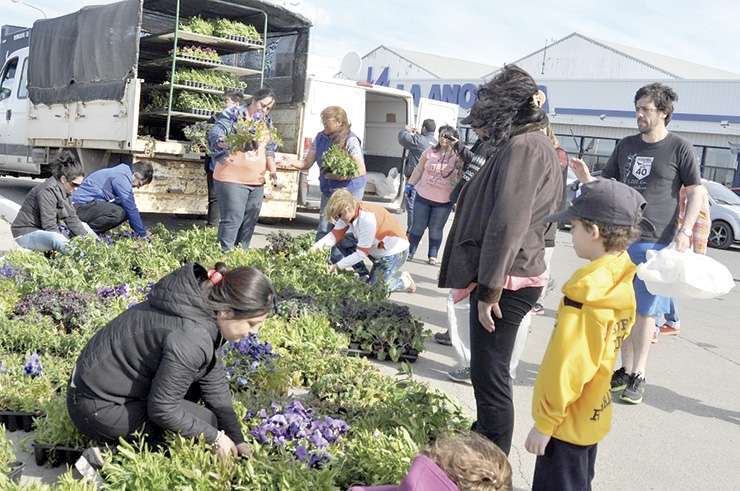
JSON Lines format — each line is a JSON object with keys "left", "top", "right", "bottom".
{"left": 68, "top": 261, "right": 275, "bottom": 462}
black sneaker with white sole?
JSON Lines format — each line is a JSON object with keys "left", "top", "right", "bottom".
{"left": 610, "top": 367, "right": 630, "bottom": 392}
{"left": 620, "top": 374, "right": 646, "bottom": 404}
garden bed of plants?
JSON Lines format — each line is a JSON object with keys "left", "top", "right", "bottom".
{"left": 0, "top": 226, "right": 469, "bottom": 489}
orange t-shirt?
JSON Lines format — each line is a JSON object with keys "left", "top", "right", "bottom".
{"left": 213, "top": 146, "right": 268, "bottom": 186}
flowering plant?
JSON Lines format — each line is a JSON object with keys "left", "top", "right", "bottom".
{"left": 246, "top": 400, "right": 349, "bottom": 467}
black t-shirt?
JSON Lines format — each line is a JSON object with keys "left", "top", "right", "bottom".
{"left": 602, "top": 133, "right": 701, "bottom": 244}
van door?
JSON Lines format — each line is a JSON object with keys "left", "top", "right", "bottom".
{"left": 416, "top": 97, "right": 460, "bottom": 135}
{"left": 0, "top": 52, "right": 33, "bottom": 172}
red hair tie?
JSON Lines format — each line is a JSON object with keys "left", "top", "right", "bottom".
{"left": 208, "top": 270, "right": 224, "bottom": 286}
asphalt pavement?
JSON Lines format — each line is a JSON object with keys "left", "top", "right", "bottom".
{"left": 1, "top": 176, "right": 739, "bottom": 489}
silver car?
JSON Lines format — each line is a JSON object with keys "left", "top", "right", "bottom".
{"left": 705, "top": 179, "right": 740, "bottom": 249}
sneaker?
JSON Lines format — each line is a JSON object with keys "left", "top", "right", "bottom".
{"left": 610, "top": 367, "right": 630, "bottom": 392}
{"left": 659, "top": 324, "right": 680, "bottom": 336}
{"left": 400, "top": 271, "right": 416, "bottom": 293}
{"left": 621, "top": 374, "right": 646, "bottom": 404}
{"left": 433, "top": 330, "right": 452, "bottom": 346}
{"left": 428, "top": 257, "right": 438, "bottom": 266}
{"left": 447, "top": 366, "right": 472, "bottom": 384}
{"left": 532, "top": 303, "right": 545, "bottom": 315}
{"left": 73, "top": 447, "right": 105, "bottom": 487}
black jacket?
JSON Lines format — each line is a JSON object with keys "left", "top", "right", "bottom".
{"left": 398, "top": 129, "right": 437, "bottom": 178}
{"left": 11, "top": 177, "right": 89, "bottom": 238}
{"left": 438, "top": 128, "right": 563, "bottom": 303}
{"left": 72, "top": 263, "right": 244, "bottom": 444}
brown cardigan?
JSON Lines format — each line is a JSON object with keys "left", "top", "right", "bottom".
{"left": 438, "top": 129, "right": 563, "bottom": 303}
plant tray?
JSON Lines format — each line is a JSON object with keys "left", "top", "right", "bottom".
{"left": 177, "top": 54, "right": 222, "bottom": 64}
{"left": 32, "top": 442, "right": 84, "bottom": 467}
{"left": 6, "top": 461, "right": 23, "bottom": 483}
{"left": 345, "top": 345, "right": 419, "bottom": 363}
{"left": 0, "top": 410, "right": 42, "bottom": 432}
{"left": 180, "top": 80, "right": 223, "bottom": 92}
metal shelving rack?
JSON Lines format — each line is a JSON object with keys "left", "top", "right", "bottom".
{"left": 139, "top": 0, "right": 269, "bottom": 141}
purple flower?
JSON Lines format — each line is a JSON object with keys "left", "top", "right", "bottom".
{"left": 309, "top": 451, "right": 330, "bottom": 468}
{"left": 97, "top": 284, "right": 131, "bottom": 300}
{"left": 308, "top": 429, "right": 328, "bottom": 449}
{"left": 294, "top": 445, "right": 308, "bottom": 461}
{"left": 0, "top": 262, "right": 20, "bottom": 279}
{"left": 24, "top": 352, "right": 43, "bottom": 377}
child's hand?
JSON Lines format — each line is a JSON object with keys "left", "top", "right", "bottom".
{"left": 524, "top": 426, "right": 551, "bottom": 456}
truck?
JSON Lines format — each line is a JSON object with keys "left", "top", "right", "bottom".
{"left": 0, "top": 0, "right": 459, "bottom": 219}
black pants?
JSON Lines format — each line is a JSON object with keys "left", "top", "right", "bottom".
{"left": 67, "top": 383, "right": 217, "bottom": 448}
{"left": 533, "top": 438, "right": 597, "bottom": 491}
{"left": 74, "top": 202, "right": 127, "bottom": 235}
{"left": 469, "top": 286, "right": 542, "bottom": 455}
{"left": 205, "top": 163, "right": 219, "bottom": 227}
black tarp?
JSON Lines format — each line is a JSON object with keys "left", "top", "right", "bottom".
{"left": 28, "top": 0, "right": 141, "bottom": 105}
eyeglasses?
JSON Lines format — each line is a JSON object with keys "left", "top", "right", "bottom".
{"left": 635, "top": 106, "right": 659, "bottom": 114}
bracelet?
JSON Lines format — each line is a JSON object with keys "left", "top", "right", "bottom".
{"left": 679, "top": 228, "right": 692, "bottom": 238}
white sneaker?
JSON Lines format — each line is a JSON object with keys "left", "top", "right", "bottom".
{"left": 400, "top": 271, "right": 416, "bottom": 293}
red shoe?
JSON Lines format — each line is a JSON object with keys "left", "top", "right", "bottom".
{"left": 659, "top": 324, "right": 680, "bottom": 336}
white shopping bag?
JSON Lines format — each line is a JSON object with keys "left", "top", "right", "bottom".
{"left": 636, "top": 247, "right": 735, "bottom": 299}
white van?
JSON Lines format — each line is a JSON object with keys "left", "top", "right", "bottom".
{"left": 275, "top": 77, "right": 460, "bottom": 213}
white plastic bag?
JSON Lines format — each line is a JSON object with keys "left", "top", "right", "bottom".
{"left": 366, "top": 168, "right": 400, "bottom": 199}
{"left": 636, "top": 247, "right": 735, "bottom": 299}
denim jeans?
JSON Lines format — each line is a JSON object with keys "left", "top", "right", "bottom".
{"left": 408, "top": 195, "right": 453, "bottom": 259}
{"left": 15, "top": 223, "right": 96, "bottom": 253}
{"left": 369, "top": 250, "right": 409, "bottom": 292}
{"left": 15, "top": 230, "right": 70, "bottom": 253}
{"left": 215, "top": 180, "right": 264, "bottom": 251}
{"left": 317, "top": 184, "right": 366, "bottom": 238}
{"left": 404, "top": 187, "right": 417, "bottom": 233}
{"left": 469, "top": 286, "right": 542, "bottom": 455}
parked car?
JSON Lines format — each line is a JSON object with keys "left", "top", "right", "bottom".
{"left": 705, "top": 179, "right": 740, "bottom": 249}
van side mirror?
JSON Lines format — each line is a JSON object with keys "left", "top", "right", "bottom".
{"left": 0, "top": 87, "right": 10, "bottom": 101}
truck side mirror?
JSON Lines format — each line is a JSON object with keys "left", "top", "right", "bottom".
{"left": 0, "top": 87, "right": 10, "bottom": 101}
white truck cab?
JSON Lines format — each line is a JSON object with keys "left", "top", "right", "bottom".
{"left": 0, "top": 46, "right": 33, "bottom": 173}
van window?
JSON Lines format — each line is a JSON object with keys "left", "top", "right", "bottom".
{"left": 0, "top": 57, "right": 18, "bottom": 101}
{"left": 17, "top": 58, "right": 28, "bottom": 99}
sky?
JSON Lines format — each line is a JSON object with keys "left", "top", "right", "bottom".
{"left": 4, "top": 0, "right": 740, "bottom": 78}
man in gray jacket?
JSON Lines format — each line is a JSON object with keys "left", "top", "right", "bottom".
{"left": 398, "top": 119, "right": 437, "bottom": 233}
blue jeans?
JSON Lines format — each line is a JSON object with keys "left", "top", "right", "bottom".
{"left": 408, "top": 195, "right": 453, "bottom": 259}
{"left": 15, "top": 230, "right": 70, "bottom": 253}
{"left": 404, "top": 187, "right": 417, "bottom": 233}
{"left": 317, "top": 184, "right": 366, "bottom": 238}
{"left": 656, "top": 300, "right": 680, "bottom": 327}
{"left": 15, "top": 223, "right": 96, "bottom": 253}
{"left": 370, "top": 250, "right": 409, "bottom": 292}
{"left": 215, "top": 180, "right": 264, "bottom": 251}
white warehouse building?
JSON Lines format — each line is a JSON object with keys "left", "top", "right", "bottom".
{"left": 346, "top": 33, "right": 740, "bottom": 188}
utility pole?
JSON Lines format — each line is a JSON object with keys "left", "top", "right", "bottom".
{"left": 540, "top": 38, "right": 550, "bottom": 75}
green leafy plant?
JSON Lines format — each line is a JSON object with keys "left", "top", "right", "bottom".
{"left": 33, "top": 392, "right": 92, "bottom": 448}
{"left": 179, "top": 16, "right": 214, "bottom": 36}
{"left": 226, "top": 117, "right": 283, "bottom": 152}
{"left": 175, "top": 45, "right": 221, "bottom": 63}
{"left": 0, "top": 353, "right": 73, "bottom": 412}
{"left": 321, "top": 145, "right": 359, "bottom": 178}
{"left": 212, "top": 19, "right": 262, "bottom": 42}
{"left": 183, "top": 121, "right": 211, "bottom": 153}
{"left": 174, "top": 91, "right": 223, "bottom": 112}
{"left": 173, "top": 68, "right": 246, "bottom": 90}
{"left": 0, "top": 425, "right": 15, "bottom": 475}
{"left": 335, "top": 427, "right": 418, "bottom": 489}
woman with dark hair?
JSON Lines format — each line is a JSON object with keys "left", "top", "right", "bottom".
{"left": 11, "top": 150, "right": 95, "bottom": 253}
{"left": 209, "top": 87, "right": 279, "bottom": 251}
{"left": 291, "top": 105, "right": 367, "bottom": 238}
{"left": 438, "top": 65, "right": 563, "bottom": 455}
{"left": 407, "top": 125, "right": 463, "bottom": 265}
{"left": 67, "top": 262, "right": 275, "bottom": 460}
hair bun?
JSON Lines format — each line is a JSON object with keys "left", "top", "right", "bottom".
{"left": 213, "top": 262, "right": 228, "bottom": 275}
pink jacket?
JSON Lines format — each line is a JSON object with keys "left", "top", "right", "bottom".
{"left": 348, "top": 455, "right": 459, "bottom": 491}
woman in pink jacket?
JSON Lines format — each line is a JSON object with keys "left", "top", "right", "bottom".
{"left": 406, "top": 125, "right": 463, "bottom": 265}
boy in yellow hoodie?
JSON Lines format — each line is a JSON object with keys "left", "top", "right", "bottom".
{"left": 524, "top": 178, "right": 646, "bottom": 490}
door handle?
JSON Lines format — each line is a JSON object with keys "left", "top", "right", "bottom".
{"left": 5, "top": 109, "right": 10, "bottom": 121}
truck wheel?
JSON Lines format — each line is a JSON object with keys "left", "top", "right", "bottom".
{"left": 258, "top": 217, "right": 282, "bottom": 225}
{"left": 709, "top": 220, "right": 733, "bottom": 249}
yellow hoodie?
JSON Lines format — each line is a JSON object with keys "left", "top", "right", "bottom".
{"left": 532, "top": 252, "right": 637, "bottom": 446}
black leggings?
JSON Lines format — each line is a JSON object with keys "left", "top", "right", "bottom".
{"left": 74, "top": 202, "right": 127, "bottom": 235}
{"left": 469, "top": 286, "right": 542, "bottom": 455}
{"left": 67, "top": 383, "right": 217, "bottom": 448}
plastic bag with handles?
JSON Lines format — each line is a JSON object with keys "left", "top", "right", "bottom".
{"left": 636, "top": 246, "right": 735, "bottom": 299}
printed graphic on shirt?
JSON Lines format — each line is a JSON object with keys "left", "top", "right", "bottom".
{"left": 624, "top": 154, "right": 653, "bottom": 190}
{"left": 612, "top": 318, "right": 631, "bottom": 352}
{"left": 590, "top": 391, "right": 612, "bottom": 422}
